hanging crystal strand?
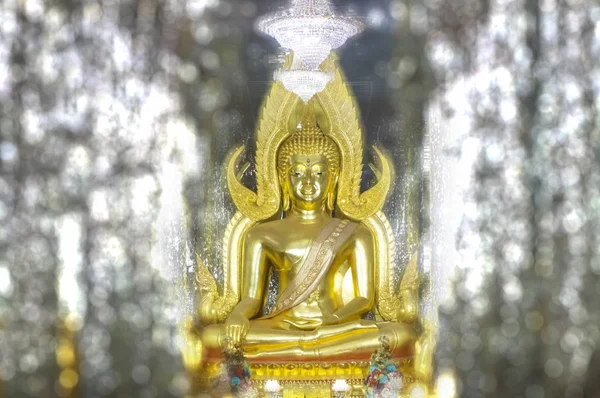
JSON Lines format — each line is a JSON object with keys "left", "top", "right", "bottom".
{"left": 291, "top": 0, "right": 309, "bottom": 14}
{"left": 291, "top": 0, "right": 329, "bottom": 15}
{"left": 291, "top": 52, "right": 304, "bottom": 70}
{"left": 306, "top": 0, "right": 315, "bottom": 14}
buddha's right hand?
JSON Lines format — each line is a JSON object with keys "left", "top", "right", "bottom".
{"left": 224, "top": 312, "right": 250, "bottom": 347}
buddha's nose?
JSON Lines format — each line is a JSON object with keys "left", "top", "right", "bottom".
{"left": 300, "top": 171, "right": 315, "bottom": 193}
{"left": 304, "top": 169, "right": 315, "bottom": 184}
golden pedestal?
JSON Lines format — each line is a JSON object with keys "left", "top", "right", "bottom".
{"left": 188, "top": 358, "right": 429, "bottom": 397}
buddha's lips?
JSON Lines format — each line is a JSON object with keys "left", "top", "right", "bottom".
{"left": 300, "top": 184, "right": 318, "bottom": 196}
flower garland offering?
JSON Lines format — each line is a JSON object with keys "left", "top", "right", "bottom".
{"left": 365, "top": 336, "right": 403, "bottom": 398}
{"left": 214, "top": 339, "right": 257, "bottom": 398}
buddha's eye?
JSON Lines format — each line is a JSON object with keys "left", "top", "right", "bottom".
{"left": 291, "top": 170, "right": 303, "bottom": 177}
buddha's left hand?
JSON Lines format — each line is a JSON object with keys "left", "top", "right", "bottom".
{"left": 317, "top": 314, "right": 341, "bottom": 326}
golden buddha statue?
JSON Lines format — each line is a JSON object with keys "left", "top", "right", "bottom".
{"left": 188, "top": 55, "right": 434, "bottom": 394}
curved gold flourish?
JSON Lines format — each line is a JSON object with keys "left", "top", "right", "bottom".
{"left": 362, "top": 211, "right": 419, "bottom": 323}
{"left": 315, "top": 55, "right": 392, "bottom": 221}
{"left": 197, "top": 212, "right": 255, "bottom": 324}
{"left": 227, "top": 82, "right": 302, "bottom": 222}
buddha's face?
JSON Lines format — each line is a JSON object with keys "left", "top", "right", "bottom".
{"left": 286, "top": 154, "right": 331, "bottom": 209}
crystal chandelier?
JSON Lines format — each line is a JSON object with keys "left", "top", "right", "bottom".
{"left": 257, "top": 0, "right": 363, "bottom": 70}
{"left": 274, "top": 54, "right": 333, "bottom": 102}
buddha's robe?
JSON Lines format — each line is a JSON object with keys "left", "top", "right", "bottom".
{"left": 201, "top": 218, "right": 415, "bottom": 362}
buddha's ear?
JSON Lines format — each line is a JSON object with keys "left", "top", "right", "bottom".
{"left": 327, "top": 173, "right": 339, "bottom": 213}
{"left": 331, "top": 169, "right": 339, "bottom": 186}
{"left": 327, "top": 191, "right": 335, "bottom": 213}
{"left": 282, "top": 189, "right": 291, "bottom": 212}
{"left": 328, "top": 171, "right": 339, "bottom": 192}
{"left": 279, "top": 170, "right": 291, "bottom": 212}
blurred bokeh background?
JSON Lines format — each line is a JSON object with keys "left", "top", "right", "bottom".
{"left": 1, "top": 0, "right": 599, "bottom": 397}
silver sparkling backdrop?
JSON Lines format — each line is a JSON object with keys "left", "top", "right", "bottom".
{"left": 1, "top": 0, "right": 599, "bottom": 397}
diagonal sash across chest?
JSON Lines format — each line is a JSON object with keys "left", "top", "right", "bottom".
{"left": 262, "top": 218, "right": 358, "bottom": 319}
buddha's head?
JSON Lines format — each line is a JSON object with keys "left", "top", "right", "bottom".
{"left": 277, "top": 118, "right": 340, "bottom": 213}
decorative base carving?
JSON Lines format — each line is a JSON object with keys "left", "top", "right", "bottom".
{"left": 188, "top": 359, "right": 434, "bottom": 397}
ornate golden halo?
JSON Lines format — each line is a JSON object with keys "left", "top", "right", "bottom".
{"left": 313, "top": 55, "right": 394, "bottom": 221}
{"left": 227, "top": 81, "right": 302, "bottom": 222}
{"left": 201, "top": 52, "right": 412, "bottom": 325}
